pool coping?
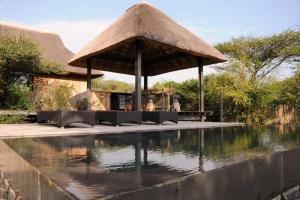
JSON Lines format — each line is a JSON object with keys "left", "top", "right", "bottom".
{"left": 0, "top": 121, "right": 244, "bottom": 139}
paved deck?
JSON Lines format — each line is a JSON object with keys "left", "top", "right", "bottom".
{"left": 0, "top": 121, "right": 244, "bottom": 139}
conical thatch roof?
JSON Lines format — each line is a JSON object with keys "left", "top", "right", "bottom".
{"left": 69, "top": 2, "right": 226, "bottom": 76}
{"left": 0, "top": 21, "right": 102, "bottom": 77}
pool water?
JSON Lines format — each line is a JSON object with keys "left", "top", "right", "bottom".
{"left": 4, "top": 126, "right": 300, "bottom": 199}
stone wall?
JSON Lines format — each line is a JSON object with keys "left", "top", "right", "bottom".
{"left": 33, "top": 76, "right": 111, "bottom": 110}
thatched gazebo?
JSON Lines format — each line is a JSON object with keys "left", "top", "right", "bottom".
{"left": 69, "top": 2, "right": 226, "bottom": 114}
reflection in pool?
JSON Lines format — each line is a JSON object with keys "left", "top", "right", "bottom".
{"left": 4, "top": 126, "right": 300, "bottom": 199}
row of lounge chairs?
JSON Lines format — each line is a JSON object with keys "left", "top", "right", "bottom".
{"left": 37, "top": 110, "right": 178, "bottom": 128}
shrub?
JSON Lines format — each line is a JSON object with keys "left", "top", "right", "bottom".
{"left": 6, "top": 83, "right": 36, "bottom": 110}
{"left": 36, "top": 84, "right": 74, "bottom": 111}
{"left": 0, "top": 115, "right": 26, "bottom": 124}
{"left": 54, "top": 85, "right": 73, "bottom": 110}
{"left": 0, "top": 36, "right": 65, "bottom": 108}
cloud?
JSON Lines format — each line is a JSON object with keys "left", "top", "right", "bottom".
{"left": 183, "top": 21, "right": 261, "bottom": 45}
{"left": 29, "top": 19, "right": 112, "bottom": 53}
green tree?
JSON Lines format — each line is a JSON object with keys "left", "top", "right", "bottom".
{"left": 177, "top": 79, "right": 199, "bottom": 111}
{"left": 152, "top": 79, "right": 199, "bottom": 111}
{"left": 279, "top": 66, "right": 300, "bottom": 108}
{"left": 0, "top": 36, "right": 63, "bottom": 108}
{"left": 152, "top": 80, "right": 180, "bottom": 90}
{"left": 6, "top": 83, "right": 36, "bottom": 110}
{"left": 0, "top": 36, "right": 41, "bottom": 103}
{"left": 216, "top": 30, "right": 300, "bottom": 84}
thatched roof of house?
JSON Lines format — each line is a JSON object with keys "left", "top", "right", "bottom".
{"left": 0, "top": 21, "right": 102, "bottom": 77}
{"left": 69, "top": 2, "right": 226, "bottom": 76}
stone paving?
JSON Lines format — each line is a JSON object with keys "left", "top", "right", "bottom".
{"left": 0, "top": 121, "right": 244, "bottom": 139}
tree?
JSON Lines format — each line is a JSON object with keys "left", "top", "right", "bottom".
{"left": 279, "top": 66, "right": 300, "bottom": 107}
{"left": 216, "top": 30, "right": 300, "bottom": 84}
{"left": 152, "top": 80, "right": 180, "bottom": 90}
{"left": 0, "top": 36, "right": 64, "bottom": 108}
{"left": 152, "top": 79, "right": 199, "bottom": 111}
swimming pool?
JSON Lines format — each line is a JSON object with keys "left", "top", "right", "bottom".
{"left": 1, "top": 126, "right": 300, "bottom": 199}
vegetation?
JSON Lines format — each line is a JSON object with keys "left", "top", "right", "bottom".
{"left": 0, "top": 36, "right": 64, "bottom": 109}
{"left": 216, "top": 30, "right": 300, "bottom": 84}
{"left": 153, "top": 30, "right": 300, "bottom": 124}
{"left": 0, "top": 115, "right": 26, "bottom": 124}
{"left": 6, "top": 83, "right": 36, "bottom": 110}
{"left": 278, "top": 67, "right": 300, "bottom": 108}
{"left": 153, "top": 79, "right": 198, "bottom": 111}
{"left": 36, "top": 85, "right": 74, "bottom": 111}
{"left": 0, "top": 30, "right": 299, "bottom": 125}
{"left": 93, "top": 78, "right": 133, "bottom": 92}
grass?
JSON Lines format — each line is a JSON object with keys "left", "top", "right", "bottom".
{"left": 0, "top": 115, "right": 26, "bottom": 124}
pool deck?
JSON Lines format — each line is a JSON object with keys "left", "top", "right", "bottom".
{"left": 0, "top": 121, "right": 244, "bottom": 139}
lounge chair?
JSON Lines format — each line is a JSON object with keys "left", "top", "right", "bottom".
{"left": 95, "top": 111, "right": 142, "bottom": 126}
{"left": 142, "top": 111, "right": 178, "bottom": 125}
{"left": 37, "top": 110, "right": 95, "bottom": 128}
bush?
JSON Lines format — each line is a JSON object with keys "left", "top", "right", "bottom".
{"left": 0, "top": 36, "right": 65, "bottom": 108}
{"left": 36, "top": 84, "right": 74, "bottom": 111}
{"left": 93, "top": 78, "right": 133, "bottom": 92}
{"left": 0, "top": 115, "right": 26, "bottom": 124}
{"left": 54, "top": 85, "right": 73, "bottom": 110}
{"left": 6, "top": 83, "right": 36, "bottom": 110}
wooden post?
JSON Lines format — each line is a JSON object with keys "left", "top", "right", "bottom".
{"left": 87, "top": 58, "right": 92, "bottom": 90}
{"left": 198, "top": 58, "right": 204, "bottom": 121}
{"left": 144, "top": 75, "right": 148, "bottom": 90}
{"left": 87, "top": 58, "right": 92, "bottom": 110}
{"left": 135, "top": 40, "right": 142, "bottom": 111}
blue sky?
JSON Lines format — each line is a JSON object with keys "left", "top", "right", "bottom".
{"left": 0, "top": 0, "right": 299, "bottom": 84}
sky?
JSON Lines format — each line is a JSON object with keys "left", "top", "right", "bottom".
{"left": 0, "top": 0, "right": 299, "bottom": 85}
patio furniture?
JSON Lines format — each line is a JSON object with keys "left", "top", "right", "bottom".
{"left": 37, "top": 110, "right": 95, "bottom": 128}
{"left": 142, "top": 111, "right": 178, "bottom": 125}
{"left": 95, "top": 111, "right": 142, "bottom": 126}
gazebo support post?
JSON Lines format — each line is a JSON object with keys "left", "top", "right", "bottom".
{"left": 198, "top": 58, "right": 205, "bottom": 121}
{"left": 144, "top": 75, "right": 148, "bottom": 90}
{"left": 87, "top": 58, "right": 92, "bottom": 110}
{"left": 135, "top": 40, "right": 142, "bottom": 111}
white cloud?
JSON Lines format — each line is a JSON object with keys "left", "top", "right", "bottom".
{"left": 29, "top": 19, "right": 112, "bottom": 53}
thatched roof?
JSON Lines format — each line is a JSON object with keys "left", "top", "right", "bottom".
{"left": 0, "top": 21, "right": 102, "bottom": 77}
{"left": 69, "top": 2, "right": 226, "bottom": 76}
